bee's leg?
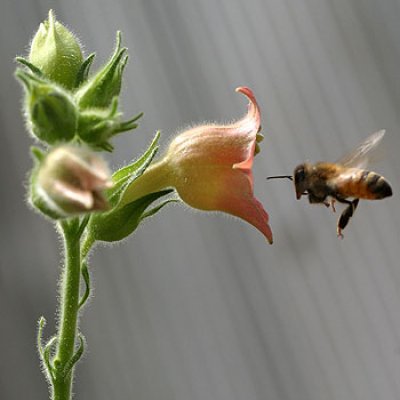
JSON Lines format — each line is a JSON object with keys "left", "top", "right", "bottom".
{"left": 337, "top": 199, "right": 359, "bottom": 238}
{"left": 323, "top": 199, "right": 336, "bottom": 212}
{"left": 308, "top": 193, "right": 326, "bottom": 204}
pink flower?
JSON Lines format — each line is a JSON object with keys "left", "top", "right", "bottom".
{"left": 122, "top": 87, "right": 273, "bottom": 243}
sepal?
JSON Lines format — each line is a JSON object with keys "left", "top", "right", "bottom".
{"left": 76, "top": 31, "right": 128, "bottom": 109}
{"left": 75, "top": 53, "right": 96, "bottom": 87}
{"left": 87, "top": 189, "right": 175, "bottom": 242}
{"left": 85, "top": 131, "right": 177, "bottom": 242}
{"left": 15, "top": 57, "right": 43, "bottom": 77}
{"left": 107, "top": 131, "right": 161, "bottom": 206}
{"left": 77, "top": 97, "right": 142, "bottom": 151}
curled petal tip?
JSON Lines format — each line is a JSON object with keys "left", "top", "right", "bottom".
{"left": 235, "top": 86, "right": 260, "bottom": 127}
{"left": 235, "top": 86, "right": 252, "bottom": 96}
{"left": 235, "top": 86, "right": 257, "bottom": 105}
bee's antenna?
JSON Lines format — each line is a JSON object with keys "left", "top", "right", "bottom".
{"left": 266, "top": 175, "right": 293, "bottom": 181}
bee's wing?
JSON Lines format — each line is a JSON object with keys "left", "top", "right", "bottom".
{"left": 336, "top": 130, "right": 386, "bottom": 168}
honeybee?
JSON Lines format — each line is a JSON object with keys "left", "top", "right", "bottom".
{"left": 268, "top": 130, "right": 393, "bottom": 237}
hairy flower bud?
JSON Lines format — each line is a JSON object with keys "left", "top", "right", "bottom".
{"left": 35, "top": 146, "right": 112, "bottom": 217}
{"left": 16, "top": 70, "right": 77, "bottom": 144}
{"left": 29, "top": 10, "right": 83, "bottom": 89}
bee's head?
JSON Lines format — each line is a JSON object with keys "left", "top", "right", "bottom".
{"left": 293, "top": 163, "right": 310, "bottom": 199}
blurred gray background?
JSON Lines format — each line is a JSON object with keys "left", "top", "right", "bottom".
{"left": 1, "top": 0, "right": 400, "bottom": 399}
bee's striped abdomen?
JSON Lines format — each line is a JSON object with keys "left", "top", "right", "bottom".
{"left": 336, "top": 169, "right": 393, "bottom": 199}
{"left": 360, "top": 170, "right": 392, "bottom": 199}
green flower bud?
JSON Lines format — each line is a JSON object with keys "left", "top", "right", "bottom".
{"left": 76, "top": 31, "right": 128, "bottom": 109}
{"left": 34, "top": 146, "right": 112, "bottom": 218}
{"left": 77, "top": 98, "right": 142, "bottom": 151}
{"left": 16, "top": 70, "right": 77, "bottom": 144}
{"left": 29, "top": 10, "right": 83, "bottom": 89}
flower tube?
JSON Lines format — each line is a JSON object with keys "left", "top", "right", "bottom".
{"left": 121, "top": 87, "right": 273, "bottom": 243}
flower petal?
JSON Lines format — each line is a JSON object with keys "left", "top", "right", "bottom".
{"left": 214, "top": 171, "right": 272, "bottom": 244}
{"left": 174, "top": 165, "right": 273, "bottom": 243}
{"left": 167, "top": 87, "right": 261, "bottom": 169}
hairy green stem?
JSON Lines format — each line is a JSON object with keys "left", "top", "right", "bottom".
{"left": 52, "top": 221, "right": 82, "bottom": 400}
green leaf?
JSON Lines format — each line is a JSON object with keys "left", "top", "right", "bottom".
{"left": 78, "top": 261, "right": 91, "bottom": 309}
{"left": 37, "top": 316, "right": 47, "bottom": 358}
{"left": 43, "top": 336, "right": 57, "bottom": 382}
{"left": 37, "top": 317, "right": 57, "bottom": 383}
{"left": 62, "top": 333, "right": 85, "bottom": 378}
{"left": 87, "top": 189, "right": 173, "bottom": 242}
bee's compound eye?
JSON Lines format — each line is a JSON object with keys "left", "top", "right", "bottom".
{"left": 294, "top": 166, "right": 306, "bottom": 183}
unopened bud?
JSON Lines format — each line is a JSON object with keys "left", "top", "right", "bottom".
{"left": 29, "top": 10, "right": 83, "bottom": 89}
{"left": 16, "top": 70, "right": 77, "bottom": 144}
{"left": 36, "top": 146, "right": 112, "bottom": 216}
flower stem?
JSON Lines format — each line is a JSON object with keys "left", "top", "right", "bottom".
{"left": 52, "top": 221, "right": 82, "bottom": 400}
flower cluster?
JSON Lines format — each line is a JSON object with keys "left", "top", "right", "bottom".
{"left": 15, "top": 10, "right": 142, "bottom": 218}
{"left": 16, "top": 10, "right": 141, "bottom": 151}
{"left": 17, "top": 10, "right": 272, "bottom": 243}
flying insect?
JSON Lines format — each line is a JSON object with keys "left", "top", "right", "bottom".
{"left": 267, "top": 130, "right": 393, "bottom": 237}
